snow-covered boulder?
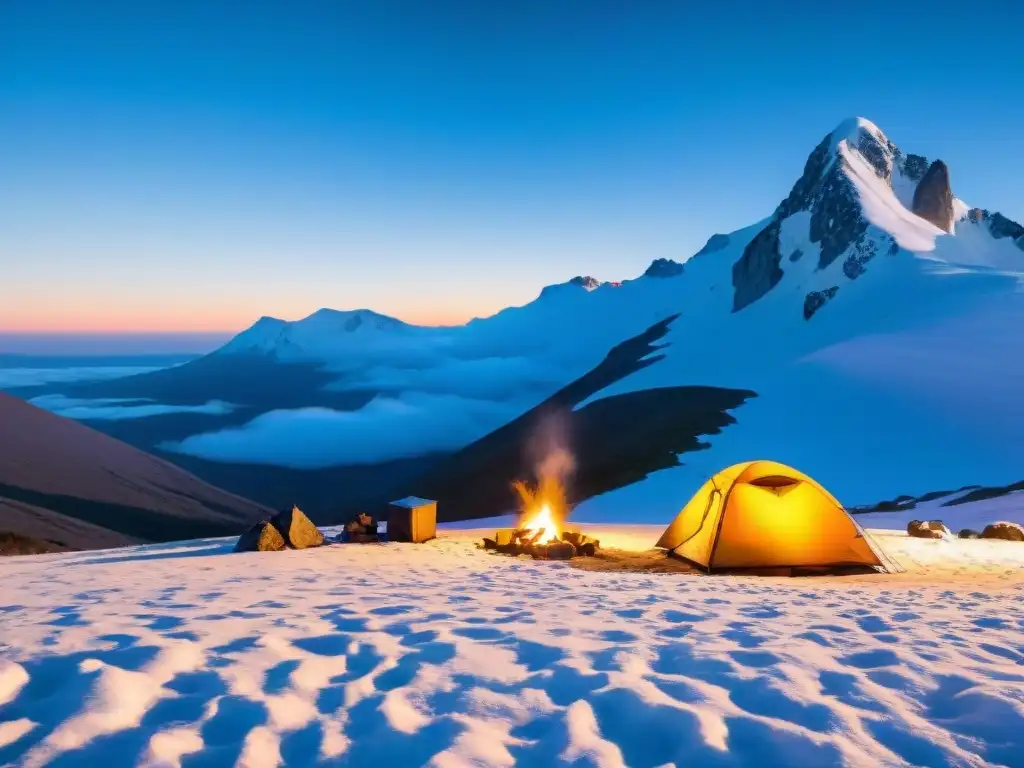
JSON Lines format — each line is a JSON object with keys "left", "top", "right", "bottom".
{"left": 907, "top": 520, "right": 952, "bottom": 539}
{"left": 981, "top": 522, "right": 1024, "bottom": 542}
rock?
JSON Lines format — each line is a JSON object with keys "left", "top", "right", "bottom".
{"left": 912, "top": 160, "right": 955, "bottom": 232}
{"left": 842, "top": 239, "right": 878, "bottom": 280}
{"left": 732, "top": 219, "right": 783, "bottom": 312}
{"left": 693, "top": 233, "right": 731, "bottom": 258}
{"left": 987, "top": 212, "right": 1024, "bottom": 241}
{"left": 803, "top": 286, "right": 839, "bottom": 320}
{"left": 958, "top": 529, "right": 982, "bottom": 540}
{"left": 569, "top": 276, "right": 603, "bottom": 291}
{"left": 907, "top": 519, "right": 952, "bottom": 540}
{"left": 789, "top": 248, "right": 803, "bottom": 262}
{"left": 643, "top": 258, "right": 685, "bottom": 278}
{"left": 271, "top": 505, "right": 324, "bottom": 549}
{"left": 981, "top": 522, "right": 1024, "bottom": 542}
{"left": 901, "top": 154, "right": 929, "bottom": 182}
{"left": 235, "top": 521, "right": 286, "bottom": 552}
{"left": 811, "top": 160, "right": 870, "bottom": 269}
{"left": 777, "top": 133, "right": 832, "bottom": 218}
{"left": 857, "top": 131, "right": 894, "bottom": 180}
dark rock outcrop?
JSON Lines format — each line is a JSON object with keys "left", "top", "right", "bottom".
{"left": 901, "top": 154, "right": 929, "bottom": 182}
{"left": 966, "top": 208, "right": 1024, "bottom": 251}
{"left": 789, "top": 248, "right": 803, "bottom": 262}
{"left": 843, "top": 239, "right": 878, "bottom": 280}
{"left": 912, "top": 160, "right": 955, "bottom": 232}
{"left": 907, "top": 519, "right": 951, "bottom": 539}
{"left": 271, "top": 505, "right": 324, "bottom": 549}
{"left": 643, "top": 258, "right": 685, "bottom": 278}
{"left": 569, "top": 276, "right": 603, "bottom": 291}
{"left": 803, "top": 286, "right": 839, "bottom": 320}
{"left": 958, "top": 529, "right": 982, "bottom": 540}
{"left": 811, "top": 161, "right": 870, "bottom": 269}
{"left": 777, "top": 134, "right": 832, "bottom": 218}
{"left": 732, "top": 220, "right": 783, "bottom": 312}
{"left": 235, "top": 521, "right": 286, "bottom": 552}
{"left": 857, "top": 131, "right": 894, "bottom": 181}
{"left": 693, "top": 233, "right": 731, "bottom": 258}
{"left": 988, "top": 212, "right": 1024, "bottom": 241}
{"left": 981, "top": 522, "right": 1024, "bottom": 542}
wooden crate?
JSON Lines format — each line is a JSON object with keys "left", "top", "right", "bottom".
{"left": 387, "top": 497, "right": 437, "bottom": 543}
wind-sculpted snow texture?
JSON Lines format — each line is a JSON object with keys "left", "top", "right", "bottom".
{"left": 1, "top": 528, "right": 1023, "bottom": 767}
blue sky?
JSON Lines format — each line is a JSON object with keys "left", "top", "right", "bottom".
{"left": 2, "top": 0, "right": 1022, "bottom": 334}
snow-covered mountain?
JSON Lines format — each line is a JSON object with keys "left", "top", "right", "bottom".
{"left": 41, "top": 117, "right": 1024, "bottom": 516}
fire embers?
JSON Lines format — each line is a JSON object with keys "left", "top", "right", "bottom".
{"left": 481, "top": 527, "right": 600, "bottom": 560}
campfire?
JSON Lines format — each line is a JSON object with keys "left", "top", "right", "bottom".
{"left": 481, "top": 476, "right": 600, "bottom": 560}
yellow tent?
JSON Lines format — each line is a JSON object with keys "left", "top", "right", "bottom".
{"left": 657, "top": 460, "right": 897, "bottom": 573}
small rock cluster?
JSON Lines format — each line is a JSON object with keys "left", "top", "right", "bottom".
{"left": 342, "top": 513, "right": 379, "bottom": 543}
{"left": 907, "top": 519, "right": 1024, "bottom": 542}
{"left": 235, "top": 505, "right": 325, "bottom": 552}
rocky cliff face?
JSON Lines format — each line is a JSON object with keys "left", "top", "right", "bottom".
{"left": 643, "top": 258, "right": 685, "bottom": 278}
{"left": 732, "top": 220, "right": 783, "bottom": 312}
{"left": 966, "top": 208, "right": 1024, "bottom": 251}
{"left": 912, "top": 160, "right": 955, "bottom": 232}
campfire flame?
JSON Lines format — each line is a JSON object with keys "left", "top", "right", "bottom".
{"left": 513, "top": 474, "right": 568, "bottom": 544}
{"left": 520, "top": 503, "right": 560, "bottom": 543}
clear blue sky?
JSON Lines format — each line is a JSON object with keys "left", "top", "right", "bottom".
{"left": 2, "top": 0, "right": 1022, "bottom": 332}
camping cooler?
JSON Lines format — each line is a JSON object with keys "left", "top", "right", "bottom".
{"left": 387, "top": 497, "right": 437, "bottom": 543}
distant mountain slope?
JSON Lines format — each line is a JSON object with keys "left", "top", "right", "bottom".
{"left": 0, "top": 393, "right": 270, "bottom": 550}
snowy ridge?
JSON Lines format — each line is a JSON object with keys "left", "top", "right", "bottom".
{"left": 218, "top": 308, "right": 426, "bottom": 360}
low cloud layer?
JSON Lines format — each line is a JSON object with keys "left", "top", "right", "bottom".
{"left": 326, "top": 354, "right": 570, "bottom": 402}
{"left": 0, "top": 366, "right": 159, "bottom": 390}
{"left": 167, "top": 392, "right": 531, "bottom": 468}
{"left": 31, "top": 395, "right": 234, "bottom": 421}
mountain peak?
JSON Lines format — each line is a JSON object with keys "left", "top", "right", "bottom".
{"left": 568, "top": 275, "right": 604, "bottom": 291}
{"left": 643, "top": 258, "right": 685, "bottom": 278}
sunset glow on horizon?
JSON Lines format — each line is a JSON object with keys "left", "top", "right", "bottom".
{"left": 0, "top": 300, "right": 495, "bottom": 335}
{"left": 2, "top": 2, "right": 1022, "bottom": 341}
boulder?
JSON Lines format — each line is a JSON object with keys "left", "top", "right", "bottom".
{"left": 907, "top": 519, "right": 951, "bottom": 540}
{"left": 235, "top": 521, "right": 286, "bottom": 553}
{"left": 271, "top": 505, "right": 324, "bottom": 549}
{"left": 912, "top": 160, "right": 955, "bottom": 232}
{"left": 981, "top": 522, "right": 1024, "bottom": 542}
{"left": 958, "top": 529, "right": 982, "bottom": 540}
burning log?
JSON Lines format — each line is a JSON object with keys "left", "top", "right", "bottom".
{"left": 546, "top": 541, "right": 576, "bottom": 560}
{"left": 479, "top": 526, "right": 599, "bottom": 560}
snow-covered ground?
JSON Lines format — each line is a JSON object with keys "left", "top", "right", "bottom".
{"left": 2, "top": 518, "right": 1023, "bottom": 767}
